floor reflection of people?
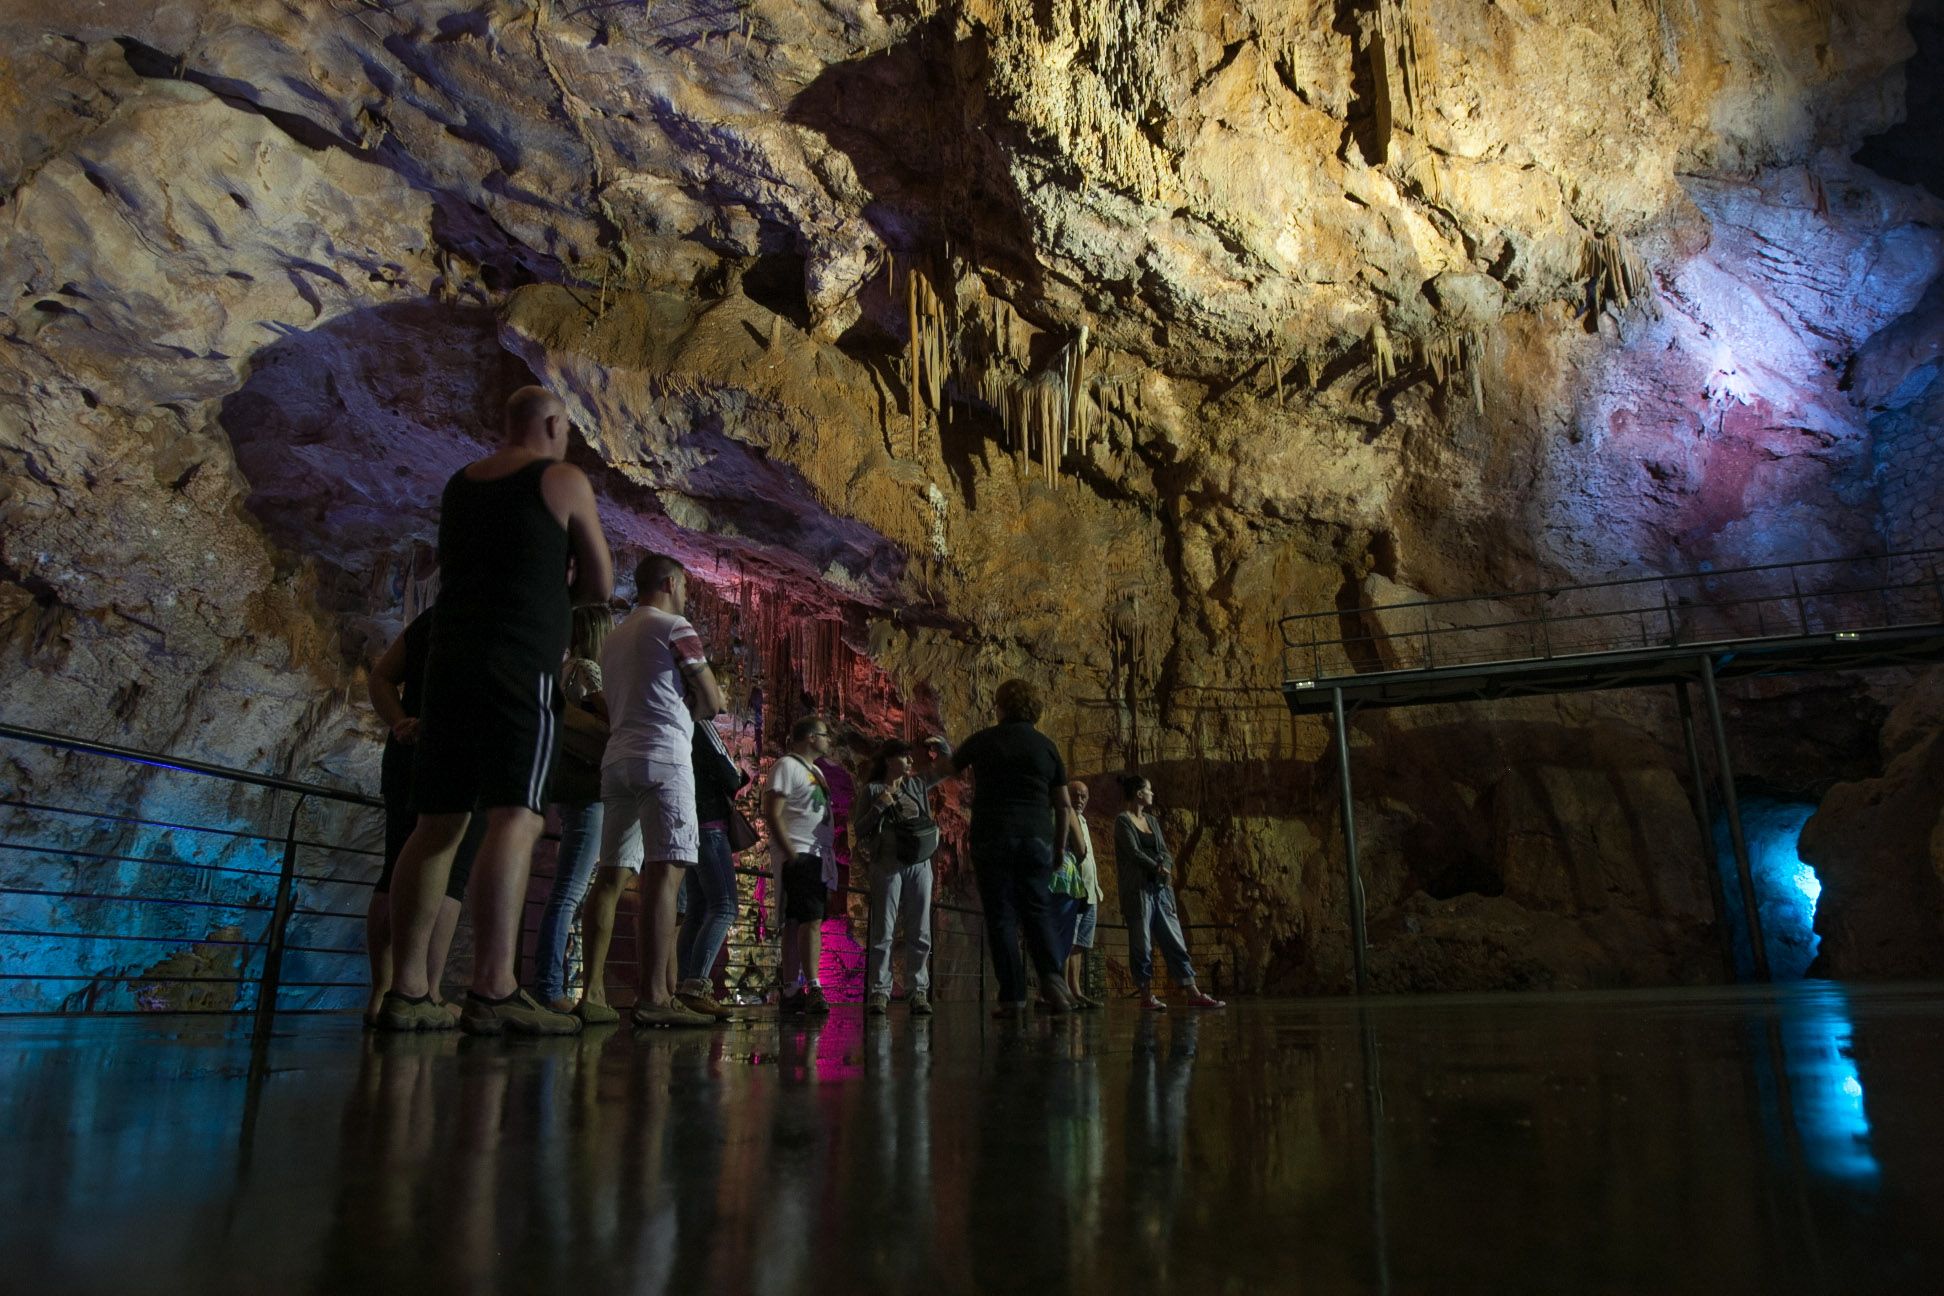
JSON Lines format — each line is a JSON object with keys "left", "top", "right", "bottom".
{"left": 320, "top": 1032, "right": 457, "bottom": 1291}
{"left": 1126, "top": 1013, "right": 1200, "bottom": 1282}
{"left": 853, "top": 1018, "right": 938, "bottom": 1290}
{"left": 751, "top": 1020, "right": 837, "bottom": 1294}
{"left": 1051, "top": 1015, "right": 1106, "bottom": 1284}
{"left": 969, "top": 1030, "right": 1068, "bottom": 1291}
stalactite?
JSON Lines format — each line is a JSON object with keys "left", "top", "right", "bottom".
{"left": 904, "top": 264, "right": 946, "bottom": 460}
{"left": 1369, "top": 319, "right": 1396, "bottom": 388}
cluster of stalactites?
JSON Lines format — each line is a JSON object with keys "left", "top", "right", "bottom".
{"left": 1582, "top": 232, "right": 1655, "bottom": 318}
{"left": 1365, "top": 0, "right": 1428, "bottom": 165}
{"left": 1417, "top": 329, "right": 1485, "bottom": 415}
{"left": 986, "top": 326, "right": 1094, "bottom": 487}
{"left": 898, "top": 257, "right": 948, "bottom": 458}
{"left": 983, "top": 0, "right": 1178, "bottom": 202}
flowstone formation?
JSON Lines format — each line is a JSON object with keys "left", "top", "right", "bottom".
{"left": 3, "top": 0, "right": 1941, "bottom": 1001}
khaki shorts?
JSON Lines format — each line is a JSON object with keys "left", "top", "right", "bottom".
{"left": 598, "top": 758, "right": 699, "bottom": 869}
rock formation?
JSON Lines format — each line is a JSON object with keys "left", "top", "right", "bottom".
{"left": 3, "top": 0, "right": 1941, "bottom": 1004}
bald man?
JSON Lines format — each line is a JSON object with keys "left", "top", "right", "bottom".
{"left": 378, "top": 385, "right": 614, "bottom": 1036}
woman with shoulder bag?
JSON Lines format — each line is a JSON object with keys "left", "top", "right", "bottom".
{"left": 676, "top": 716, "right": 751, "bottom": 1018}
{"left": 855, "top": 736, "right": 951, "bottom": 1016}
{"left": 534, "top": 604, "right": 614, "bottom": 1012}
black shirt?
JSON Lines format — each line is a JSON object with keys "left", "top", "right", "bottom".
{"left": 429, "top": 459, "right": 571, "bottom": 674}
{"left": 952, "top": 721, "right": 1067, "bottom": 843}
{"left": 692, "top": 721, "right": 749, "bottom": 823}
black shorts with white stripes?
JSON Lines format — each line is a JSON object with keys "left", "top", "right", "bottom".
{"left": 412, "top": 655, "right": 560, "bottom": 816}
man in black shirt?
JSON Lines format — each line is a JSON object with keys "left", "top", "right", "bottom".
{"left": 379, "top": 386, "right": 613, "bottom": 1036}
{"left": 950, "top": 677, "right": 1076, "bottom": 1015}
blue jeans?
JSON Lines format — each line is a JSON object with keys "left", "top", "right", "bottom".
{"left": 970, "top": 835, "right": 1063, "bottom": 1004}
{"left": 1121, "top": 875, "right": 1195, "bottom": 987}
{"left": 534, "top": 800, "right": 602, "bottom": 1001}
{"left": 867, "top": 859, "right": 934, "bottom": 996}
{"left": 677, "top": 823, "right": 738, "bottom": 989}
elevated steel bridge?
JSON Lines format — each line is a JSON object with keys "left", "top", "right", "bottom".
{"left": 1278, "top": 551, "right": 1944, "bottom": 991}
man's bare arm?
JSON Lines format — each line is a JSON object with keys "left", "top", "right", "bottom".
{"left": 762, "top": 788, "right": 790, "bottom": 852}
{"left": 542, "top": 462, "right": 613, "bottom": 604}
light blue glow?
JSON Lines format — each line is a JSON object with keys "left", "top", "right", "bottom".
{"left": 1716, "top": 798, "right": 1822, "bottom": 980}
{"left": 1782, "top": 988, "right": 1880, "bottom": 1186}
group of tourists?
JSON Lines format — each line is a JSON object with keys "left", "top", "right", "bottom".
{"left": 366, "top": 387, "right": 1222, "bottom": 1036}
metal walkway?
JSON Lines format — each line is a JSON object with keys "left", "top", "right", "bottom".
{"left": 1276, "top": 551, "right": 1944, "bottom": 991}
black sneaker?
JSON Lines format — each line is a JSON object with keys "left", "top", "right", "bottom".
{"left": 804, "top": 985, "right": 831, "bottom": 1015}
{"left": 780, "top": 988, "right": 807, "bottom": 1014}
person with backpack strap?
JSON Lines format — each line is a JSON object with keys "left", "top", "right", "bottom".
{"left": 855, "top": 736, "right": 951, "bottom": 1016}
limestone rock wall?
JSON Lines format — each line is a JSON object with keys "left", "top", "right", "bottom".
{"left": 3, "top": 0, "right": 1940, "bottom": 998}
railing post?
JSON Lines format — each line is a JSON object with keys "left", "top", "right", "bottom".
{"left": 1331, "top": 687, "right": 1370, "bottom": 994}
{"left": 1790, "top": 569, "right": 1809, "bottom": 636}
{"left": 1698, "top": 657, "right": 1769, "bottom": 982}
{"left": 253, "top": 792, "right": 307, "bottom": 1041}
{"left": 977, "top": 910, "right": 987, "bottom": 1004}
{"left": 1661, "top": 583, "right": 1678, "bottom": 645}
{"left": 1420, "top": 610, "right": 1432, "bottom": 671}
{"left": 1537, "top": 596, "right": 1554, "bottom": 658}
{"left": 1675, "top": 684, "right": 1737, "bottom": 981}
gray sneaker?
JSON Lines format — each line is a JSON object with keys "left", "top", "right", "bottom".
{"left": 909, "top": 990, "right": 933, "bottom": 1016}
{"left": 866, "top": 993, "right": 889, "bottom": 1016}
{"left": 461, "top": 989, "right": 581, "bottom": 1036}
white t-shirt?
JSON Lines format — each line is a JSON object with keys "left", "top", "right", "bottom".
{"left": 599, "top": 605, "right": 708, "bottom": 767}
{"left": 767, "top": 753, "right": 835, "bottom": 875}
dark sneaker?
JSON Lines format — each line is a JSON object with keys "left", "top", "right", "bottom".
{"left": 909, "top": 991, "right": 933, "bottom": 1016}
{"left": 461, "top": 989, "right": 581, "bottom": 1036}
{"left": 804, "top": 985, "right": 831, "bottom": 1015}
{"left": 866, "top": 993, "right": 889, "bottom": 1016}
{"left": 780, "top": 988, "right": 807, "bottom": 1015}
{"left": 575, "top": 999, "right": 620, "bottom": 1025}
{"left": 377, "top": 991, "right": 454, "bottom": 1033}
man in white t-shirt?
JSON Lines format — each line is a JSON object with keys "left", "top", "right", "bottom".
{"left": 576, "top": 553, "right": 726, "bottom": 1029}
{"left": 765, "top": 714, "right": 836, "bottom": 1014}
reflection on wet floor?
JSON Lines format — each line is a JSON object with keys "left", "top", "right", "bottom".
{"left": 2, "top": 985, "right": 1941, "bottom": 1294}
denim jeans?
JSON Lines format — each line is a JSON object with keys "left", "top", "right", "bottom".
{"left": 535, "top": 800, "right": 603, "bottom": 1001}
{"left": 970, "top": 835, "right": 1063, "bottom": 1004}
{"left": 1120, "top": 874, "right": 1195, "bottom": 987}
{"left": 867, "top": 859, "right": 934, "bottom": 997}
{"left": 677, "top": 823, "right": 738, "bottom": 988}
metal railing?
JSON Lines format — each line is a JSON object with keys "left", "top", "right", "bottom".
{"left": 1279, "top": 550, "right": 1944, "bottom": 683}
{"left": 1, "top": 722, "right": 1247, "bottom": 1028}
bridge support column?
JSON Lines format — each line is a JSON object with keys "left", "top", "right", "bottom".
{"left": 1676, "top": 684, "right": 1739, "bottom": 981}
{"left": 1698, "top": 655, "right": 1770, "bottom": 981}
{"left": 1332, "top": 686, "right": 1370, "bottom": 993}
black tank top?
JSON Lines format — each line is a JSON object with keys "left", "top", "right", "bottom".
{"left": 429, "top": 459, "right": 571, "bottom": 673}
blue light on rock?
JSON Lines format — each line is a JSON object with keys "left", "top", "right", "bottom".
{"left": 1716, "top": 798, "right": 1823, "bottom": 981}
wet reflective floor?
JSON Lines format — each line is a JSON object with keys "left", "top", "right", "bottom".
{"left": 2, "top": 985, "right": 1941, "bottom": 1294}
